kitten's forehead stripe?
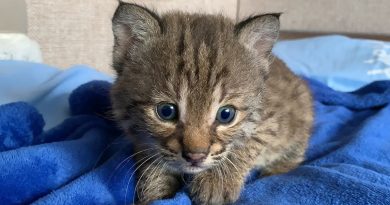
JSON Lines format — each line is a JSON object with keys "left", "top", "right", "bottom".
{"left": 164, "top": 15, "right": 233, "bottom": 126}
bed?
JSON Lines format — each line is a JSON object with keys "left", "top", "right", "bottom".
{"left": 1, "top": 35, "right": 390, "bottom": 205}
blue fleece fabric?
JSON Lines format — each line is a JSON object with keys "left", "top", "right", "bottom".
{"left": 0, "top": 60, "right": 112, "bottom": 130}
{"left": 273, "top": 35, "right": 390, "bottom": 92}
{"left": 1, "top": 77, "right": 390, "bottom": 204}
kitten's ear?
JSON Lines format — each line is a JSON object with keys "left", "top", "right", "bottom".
{"left": 112, "top": 2, "right": 162, "bottom": 74}
{"left": 235, "top": 14, "right": 280, "bottom": 57}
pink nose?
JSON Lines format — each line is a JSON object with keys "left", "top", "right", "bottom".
{"left": 182, "top": 152, "right": 207, "bottom": 165}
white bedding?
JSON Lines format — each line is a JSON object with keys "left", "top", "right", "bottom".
{"left": 0, "top": 33, "right": 42, "bottom": 62}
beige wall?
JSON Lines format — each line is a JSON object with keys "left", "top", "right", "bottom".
{"left": 238, "top": 0, "right": 390, "bottom": 35}
{"left": 0, "top": 0, "right": 27, "bottom": 33}
{"left": 128, "top": 0, "right": 237, "bottom": 20}
{"left": 25, "top": 0, "right": 238, "bottom": 74}
{"left": 21, "top": 0, "right": 390, "bottom": 74}
{"left": 128, "top": 0, "right": 390, "bottom": 35}
{"left": 5, "top": 0, "right": 390, "bottom": 35}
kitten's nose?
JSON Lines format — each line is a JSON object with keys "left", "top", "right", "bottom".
{"left": 182, "top": 152, "right": 207, "bottom": 165}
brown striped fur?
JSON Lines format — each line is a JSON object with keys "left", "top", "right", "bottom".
{"left": 110, "top": 3, "right": 313, "bottom": 205}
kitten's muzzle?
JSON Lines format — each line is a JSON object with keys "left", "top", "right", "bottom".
{"left": 182, "top": 152, "right": 207, "bottom": 166}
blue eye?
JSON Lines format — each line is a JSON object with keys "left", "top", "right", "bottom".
{"left": 216, "top": 106, "right": 236, "bottom": 124}
{"left": 156, "top": 103, "right": 177, "bottom": 121}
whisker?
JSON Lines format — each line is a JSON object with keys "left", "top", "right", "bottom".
{"left": 223, "top": 153, "right": 241, "bottom": 174}
{"left": 220, "top": 160, "right": 228, "bottom": 183}
{"left": 124, "top": 153, "right": 160, "bottom": 205}
{"left": 181, "top": 172, "right": 189, "bottom": 186}
{"left": 121, "top": 148, "right": 156, "bottom": 164}
{"left": 143, "top": 158, "right": 164, "bottom": 190}
{"left": 92, "top": 136, "right": 129, "bottom": 169}
{"left": 133, "top": 157, "right": 163, "bottom": 205}
{"left": 107, "top": 143, "right": 162, "bottom": 186}
{"left": 216, "top": 165, "right": 224, "bottom": 196}
{"left": 94, "top": 111, "right": 116, "bottom": 121}
{"left": 106, "top": 147, "right": 158, "bottom": 185}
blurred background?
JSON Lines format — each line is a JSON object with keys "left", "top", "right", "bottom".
{"left": 1, "top": 0, "right": 390, "bottom": 74}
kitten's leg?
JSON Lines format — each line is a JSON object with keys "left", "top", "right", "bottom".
{"left": 260, "top": 150, "right": 305, "bottom": 177}
{"left": 189, "top": 155, "right": 250, "bottom": 205}
{"left": 261, "top": 159, "right": 302, "bottom": 177}
{"left": 134, "top": 159, "right": 180, "bottom": 205}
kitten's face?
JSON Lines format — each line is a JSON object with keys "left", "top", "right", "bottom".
{"left": 111, "top": 5, "right": 279, "bottom": 173}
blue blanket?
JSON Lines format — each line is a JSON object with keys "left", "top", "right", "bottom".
{"left": 1, "top": 73, "right": 390, "bottom": 205}
{"left": 0, "top": 60, "right": 112, "bottom": 130}
{"left": 273, "top": 35, "right": 390, "bottom": 92}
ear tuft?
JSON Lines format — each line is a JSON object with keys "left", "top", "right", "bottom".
{"left": 112, "top": 3, "right": 162, "bottom": 74}
{"left": 235, "top": 13, "right": 281, "bottom": 57}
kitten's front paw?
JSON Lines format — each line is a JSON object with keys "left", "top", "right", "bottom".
{"left": 190, "top": 169, "right": 243, "bottom": 205}
{"left": 135, "top": 172, "right": 180, "bottom": 204}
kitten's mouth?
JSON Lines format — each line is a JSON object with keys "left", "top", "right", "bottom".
{"left": 165, "top": 160, "right": 210, "bottom": 174}
{"left": 181, "top": 160, "right": 214, "bottom": 174}
{"left": 182, "top": 164, "right": 206, "bottom": 174}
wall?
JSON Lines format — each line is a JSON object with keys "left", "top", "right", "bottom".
{"left": 20, "top": 0, "right": 390, "bottom": 74}
{"left": 238, "top": 0, "right": 390, "bottom": 35}
{"left": 0, "top": 0, "right": 27, "bottom": 33}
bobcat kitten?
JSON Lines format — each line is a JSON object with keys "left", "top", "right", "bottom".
{"left": 111, "top": 2, "right": 313, "bottom": 205}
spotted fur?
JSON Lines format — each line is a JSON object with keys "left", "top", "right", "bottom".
{"left": 111, "top": 2, "right": 313, "bottom": 205}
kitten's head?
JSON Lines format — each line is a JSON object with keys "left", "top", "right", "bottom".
{"left": 111, "top": 3, "right": 280, "bottom": 174}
